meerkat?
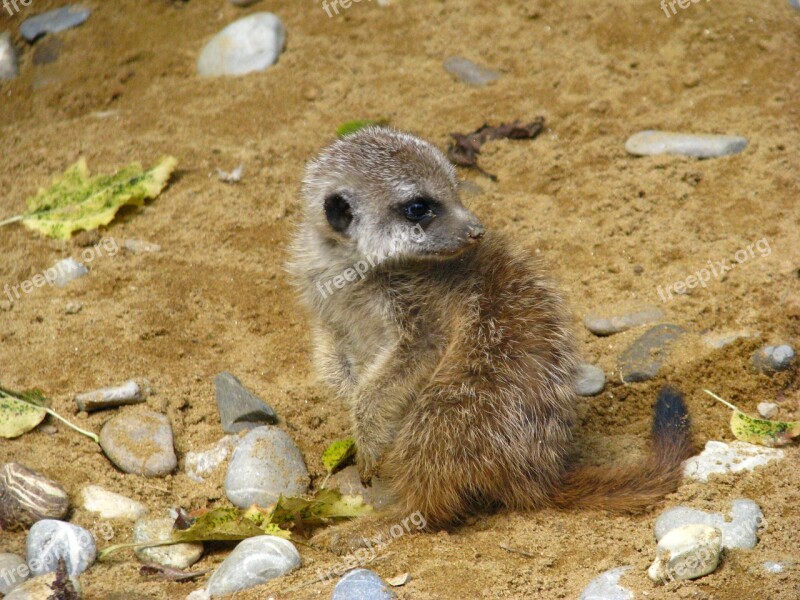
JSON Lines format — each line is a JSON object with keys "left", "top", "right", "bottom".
{"left": 288, "top": 127, "right": 692, "bottom": 552}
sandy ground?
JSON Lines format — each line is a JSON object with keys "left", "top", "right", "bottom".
{"left": 1, "top": 0, "right": 799, "bottom": 598}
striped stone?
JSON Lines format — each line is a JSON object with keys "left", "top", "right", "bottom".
{"left": 0, "top": 463, "right": 69, "bottom": 530}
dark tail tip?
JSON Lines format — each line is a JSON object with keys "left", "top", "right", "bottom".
{"left": 652, "top": 386, "right": 691, "bottom": 447}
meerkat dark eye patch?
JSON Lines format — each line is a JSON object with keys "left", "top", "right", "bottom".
{"left": 324, "top": 193, "right": 353, "bottom": 233}
{"left": 401, "top": 197, "right": 437, "bottom": 223}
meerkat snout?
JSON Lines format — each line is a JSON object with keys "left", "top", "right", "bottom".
{"left": 301, "top": 127, "right": 485, "bottom": 262}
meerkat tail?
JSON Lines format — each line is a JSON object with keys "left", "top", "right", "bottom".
{"left": 551, "top": 386, "right": 693, "bottom": 512}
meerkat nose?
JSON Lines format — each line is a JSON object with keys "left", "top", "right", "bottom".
{"left": 467, "top": 224, "right": 486, "bottom": 241}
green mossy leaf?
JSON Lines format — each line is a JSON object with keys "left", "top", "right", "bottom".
{"left": 3, "top": 156, "right": 177, "bottom": 239}
{"left": 0, "top": 387, "right": 46, "bottom": 438}
{"left": 321, "top": 437, "right": 357, "bottom": 474}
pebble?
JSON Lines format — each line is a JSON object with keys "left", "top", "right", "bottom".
{"left": 185, "top": 435, "right": 240, "bottom": 482}
{"left": 655, "top": 499, "right": 763, "bottom": 550}
{"left": 133, "top": 517, "right": 203, "bottom": 569}
{"left": 701, "top": 329, "right": 758, "bottom": 349}
{"left": 647, "top": 524, "right": 722, "bottom": 583}
{"left": 122, "top": 239, "right": 162, "bottom": 253}
{"left": 65, "top": 301, "right": 83, "bottom": 314}
{"left": 0, "top": 463, "right": 70, "bottom": 530}
{"left": 80, "top": 485, "right": 147, "bottom": 521}
{"left": 186, "top": 591, "right": 211, "bottom": 600}
{"left": 74, "top": 379, "right": 149, "bottom": 413}
{"left": 0, "top": 553, "right": 28, "bottom": 595}
{"left": 26, "top": 519, "right": 96, "bottom": 577}
{"left": 326, "top": 466, "right": 393, "bottom": 509}
{"left": 215, "top": 372, "right": 277, "bottom": 433}
{"left": 752, "top": 344, "right": 795, "bottom": 374}
{"left": 197, "top": 13, "right": 286, "bottom": 77}
{"left": 332, "top": 569, "right": 397, "bottom": 600}
{"left": 19, "top": 5, "right": 91, "bottom": 43}
{"left": 625, "top": 130, "right": 748, "bottom": 158}
{"left": 618, "top": 324, "right": 685, "bottom": 382}
{"left": 99, "top": 411, "right": 178, "bottom": 477}
{"left": 579, "top": 566, "right": 633, "bottom": 600}
{"left": 230, "top": 0, "right": 261, "bottom": 5}
{"left": 762, "top": 561, "right": 785, "bottom": 573}
{"left": 757, "top": 402, "right": 779, "bottom": 419}
{"left": 0, "top": 31, "right": 19, "bottom": 80}
{"left": 683, "top": 440, "right": 784, "bottom": 482}
{"left": 4, "top": 571, "right": 81, "bottom": 600}
{"left": 574, "top": 363, "right": 606, "bottom": 396}
{"left": 206, "top": 536, "right": 300, "bottom": 597}
{"left": 583, "top": 306, "right": 663, "bottom": 336}
{"left": 224, "top": 426, "right": 309, "bottom": 508}
{"left": 442, "top": 56, "right": 500, "bottom": 86}
{"left": 52, "top": 257, "right": 88, "bottom": 288}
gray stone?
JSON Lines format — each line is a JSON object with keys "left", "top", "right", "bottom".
{"left": 4, "top": 572, "right": 81, "bottom": 600}
{"left": 52, "top": 257, "right": 88, "bottom": 287}
{"left": 80, "top": 485, "right": 147, "bottom": 521}
{"left": 683, "top": 440, "right": 784, "bottom": 482}
{"left": 752, "top": 344, "right": 795, "bottom": 374}
{"left": 443, "top": 56, "right": 499, "bottom": 86}
{"left": 99, "top": 411, "right": 177, "bottom": 477}
{"left": 574, "top": 363, "right": 605, "bottom": 396}
{"left": 655, "top": 499, "right": 763, "bottom": 550}
{"left": 197, "top": 13, "right": 286, "bottom": 77}
{"left": 133, "top": 517, "right": 203, "bottom": 569}
{"left": 757, "top": 402, "right": 779, "bottom": 419}
{"left": 0, "top": 553, "right": 28, "bottom": 594}
{"left": 790, "top": 0, "right": 800, "bottom": 9}
{"left": 584, "top": 306, "right": 663, "bottom": 336}
{"left": 0, "top": 32, "right": 19, "bottom": 80}
{"left": 763, "top": 561, "right": 785, "bottom": 573}
{"left": 647, "top": 524, "right": 722, "bottom": 583}
{"left": 625, "top": 130, "right": 747, "bottom": 158}
{"left": 332, "top": 569, "right": 397, "bottom": 600}
{"left": 579, "top": 567, "right": 633, "bottom": 600}
{"left": 20, "top": 6, "right": 91, "bottom": 43}
{"left": 206, "top": 536, "right": 300, "bottom": 597}
{"left": 122, "top": 239, "right": 161, "bottom": 253}
{"left": 225, "top": 426, "right": 309, "bottom": 508}
{"left": 26, "top": 519, "right": 96, "bottom": 577}
{"left": 185, "top": 435, "right": 240, "bottom": 482}
{"left": 326, "top": 466, "right": 393, "bottom": 509}
{"left": 215, "top": 372, "right": 277, "bottom": 433}
{"left": 618, "top": 324, "right": 685, "bottom": 382}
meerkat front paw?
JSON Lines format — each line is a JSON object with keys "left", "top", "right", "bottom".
{"left": 356, "top": 446, "right": 382, "bottom": 486}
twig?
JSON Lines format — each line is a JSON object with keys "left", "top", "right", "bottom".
{"left": 703, "top": 389, "right": 741, "bottom": 412}
{"left": 0, "top": 215, "right": 23, "bottom": 227}
{"left": 499, "top": 544, "right": 536, "bottom": 558}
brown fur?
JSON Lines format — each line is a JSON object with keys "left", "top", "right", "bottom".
{"left": 288, "top": 128, "right": 693, "bottom": 550}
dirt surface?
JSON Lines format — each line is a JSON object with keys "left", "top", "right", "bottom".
{"left": 1, "top": 0, "right": 799, "bottom": 598}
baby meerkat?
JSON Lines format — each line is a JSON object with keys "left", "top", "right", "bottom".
{"left": 288, "top": 127, "right": 692, "bottom": 552}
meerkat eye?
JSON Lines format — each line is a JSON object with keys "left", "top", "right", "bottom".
{"left": 402, "top": 198, "right": 435, "bottom": 222}
{"left": 324, "top": 193, "right": 353, "bottom": 233}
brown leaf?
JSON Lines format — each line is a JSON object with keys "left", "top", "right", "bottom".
{"left": 447, "top": 118, "right": 546, "bottom": 180}
{"left": 48, "top": 558, "right": 80, "bottom": 600}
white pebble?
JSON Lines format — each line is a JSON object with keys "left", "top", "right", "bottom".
{"left": 579, "top": 566, "right": 633, "bottom": 600}
{"left": 80, "top": 485, "right": 148, "bottom": 521}
{"left": 184, "top": 435, "right": 240, "bottom": 482}
{"left": 26, "top": 520, "right": 96, "bottom": 577}
{"left": 655, "top": 499, "right": 763, "bottom": 550}
{"left": 647, "top": 524, "right": 722, "bottom": 583}
{"left": 626, "top": 130, "right": 747, "bottom": 158}
{"left": 757, "top": 402, "right": 779, "bottom": 419}
{"left": 197, "top": 13, "right": 286, "bottom": 77}
{"left": 683, "top": 440, "right": 784, "bottom": 482}
{"left": 52, "top": 258, "right": 88, "bottom": 288}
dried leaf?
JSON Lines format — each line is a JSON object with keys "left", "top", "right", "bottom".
{"left": 321, "top": 437, "right": 356, "bottom": 474}
{"left": 170, "top": 505, "right": 291, "bottom": 543}
{"left": 49, "top": 557, "right": 80, "bottom": 600}
{"left": 269, "top": 489, "right": 373, "bottom": 530}
{"left": 0, "top": 387, "right": 47, "bottom": 439}
{"left": 704, "top": 389, "right": 800, "bottom": 447}
{"left": 336, "top": 119, "right": 389, "bottom": 138}
{"left": 447, "top": 118, "right": 545, "bottom": 180}
{"left": 0, "top": 156, "right": 177, "bottom": 239}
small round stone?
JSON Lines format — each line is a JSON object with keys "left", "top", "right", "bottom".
{"left": 757, "top": 402, "right": 778, "bottom": 420}
{"left": 574, "top": 363, "right": 605, "bottom": 396}
{"left": 206, "top": 536, "right": 300, "bottom": 596}
{"left": 99, "top": 411, "right": 177, "bottom": 477}
{"left": 752, "top": 344, "right": 795, "bottom": 374}
{"left": 0, "top": 463, "right": 69, "bottom": 530}
{"left": 133, "top": 517, "right": 203, "bottom": 569}
{"left": 26, "top": 520, "right": 96, "bottom": 577}
{"left": 80, "top": 485, "right": 147, "bottom": 521}
{"left": 197, "top": 13, "right": 286, "bottom": 77}
{"left": 331, "top": 569, "right": 397, "bottom": 600}
{"left": 0, "top": 553, "right": 28, "bottom": 594}
{"left": 224, "top": 426, "right": 309, "bottom": 508}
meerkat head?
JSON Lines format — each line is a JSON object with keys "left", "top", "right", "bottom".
{"left": 302, "top": 127, "right": 485, "bottom": 262}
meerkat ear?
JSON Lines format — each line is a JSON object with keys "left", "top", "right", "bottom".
{"left": 324, "top": 193, "right": 353, "bottom": 235}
